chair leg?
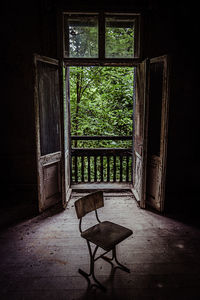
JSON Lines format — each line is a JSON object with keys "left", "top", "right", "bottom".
{"left": 78, "top": 241, "right": 106, "bottom": 291}
{"left": 102, "top": 246, "right": 130, "bottom": 273}
{"left": 101, "top": 250, "right": 114, "bottom": 266}
{"left": 113, "top": 247, "right": 130, "bottom": 273}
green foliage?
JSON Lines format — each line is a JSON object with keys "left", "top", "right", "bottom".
{"left": 105, "top": 27, "right": 134, "bottom": 58}
{"left": 67, "top": 17, "right": 135, "bottom": 59}
{"left": 69, "top": 17, "right": 98, "bottom": 58}
{"left": 69, "top": 66, "right": 134, "bottom": 148}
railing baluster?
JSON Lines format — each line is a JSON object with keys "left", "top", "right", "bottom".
{"left": 100, "top": 155, "right": 103, "bottom": 182}
{"left": 131, "top": 155, "right": 133, "bottom": 183}
{"left": 81, "top": 155, "right": 84, "bottom": 182}
{"left": 94, "top": 156, "right": 97, "bottom": 182}
{"left": 71, "top": 146, "right": 132, "bottom": 184}
{"left": 74, "top": 155, "right": 78, "bottom": 183}
{"left": 88, "top": 156, "right": 90, "bottom": 182}
{"left": 113, "top": 155, "right": 116, "bottom": 182}
{"left": 107, "top": 156, "right": 110, "bottom": 182}
{"left": 120, "top": 155, "right": 123, "bottom": 182}
{"left": 70, "top": 156, "right": 73, "bottom": 183}
{"left": 126, "top": 155, "right": 129, "bottom": 182}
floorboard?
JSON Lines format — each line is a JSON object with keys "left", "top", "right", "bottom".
{"left": 1, "top": 193, "right": 200, "bottom": 299}
{"left": 71, "top": 182, "right": 133, "bottom": 192}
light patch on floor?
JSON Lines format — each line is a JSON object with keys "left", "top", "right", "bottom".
{"left": 0, "top": 192, "right": 200, "bottom": 299}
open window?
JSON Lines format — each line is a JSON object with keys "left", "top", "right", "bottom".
{"left": 34, "top": 12, "right": 169, "bottom": 213}
{"left": 63, "top": 12, "right": 141, "bottom": 61}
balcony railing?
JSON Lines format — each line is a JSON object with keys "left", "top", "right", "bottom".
{"left": 71, "top": 136, "right": 133, "bottom": 184}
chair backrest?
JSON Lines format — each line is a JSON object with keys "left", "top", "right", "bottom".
{"left": 75, "top": 191, "right": 104, "bottom": 219}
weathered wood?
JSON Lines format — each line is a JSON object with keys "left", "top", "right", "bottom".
{"left": 63, "top": 58, "right": 141, "bottom": 67}
{"left": 146, "top": 55, "right": 170, "bottom": 212}
{"left": 81, "top": 156, "right": 84, "bottom": 182}
{"left": 61, "top": 64, "right": 71, "bottom": 208}
{"left": 107, "top": 156, "right": 110, "bottom": 182}
{"left": 126, "top": 155, "right": 129, "bottom": 182}
{"left": 120, "top": 156, "right": 123, "bottom": 182}
{"left": 113, "top": 155, "right": 116, "bottom": 182}
{"left": 100, "top": 155, "right": 104, "bottom": 181}
{"left": 87, "top": 156, "right": 90, "bottom": 182}
{"left": 34, "top": 55, "right": 62, "bottom": 213}
{"left": 70, "top": 159, "right": 73, "bottom": 183}
{"left": 94, "top": 156, "right": 97, "bottom": 182}
{"left": 74, "top": 155, "right": 78, "bottom": 183}
{"left": 74, "top": 191, "right": 104, "bottom": 219}
{"left": 146, "top": 155, "right": 162, "bottom": 210}
{"left": 71, "top": 148, "right": 132, "bottom": 156}
{"left": 71, "top": 182, "right": 133, "bottom": 191}
{"left": 71, "top": 148, "right": 132, "bottom": 184}
{"left": 132, "top": 59, "right": 149, "bottom": 208}
{"left": 2, "top": 192, "right": 200, "bottom": 299}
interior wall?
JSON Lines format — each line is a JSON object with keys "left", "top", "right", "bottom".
{"left": 0, "top": 0, "right": 199, "bottom": 223}
{"left": 144, "top": 2, "right": 199, "bottom": 215}
{"left": 1, "top": 2, "right": 41, "bottom": 216}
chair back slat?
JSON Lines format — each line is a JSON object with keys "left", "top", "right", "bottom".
{"left": 75, "top": 191, "right": 104, "bottom": 219}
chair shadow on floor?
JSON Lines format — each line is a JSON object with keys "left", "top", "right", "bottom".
{"left": 78, "top": 261, "right": 129, "bottom": 300}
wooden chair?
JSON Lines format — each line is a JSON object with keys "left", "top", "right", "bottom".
{"left": 74, "top": 191, "right": 133, "bottom": 290}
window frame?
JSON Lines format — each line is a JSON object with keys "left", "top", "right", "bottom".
{"left": 62, "top": 11, "right": 141, "bottom": 65}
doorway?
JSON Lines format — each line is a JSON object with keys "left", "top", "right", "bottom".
{"left": 67, "top": 66, "right": 135, "bottom": 186}
{"left": 34, "top": 55, "right": 169, "bottom": 213}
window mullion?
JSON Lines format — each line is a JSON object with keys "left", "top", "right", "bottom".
{"left": 98, "top": 12, "right": 105, "bottom": 59}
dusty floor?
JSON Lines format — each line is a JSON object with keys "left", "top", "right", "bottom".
{"left": 1, "top": 192, "right": 200, "bottom": 300}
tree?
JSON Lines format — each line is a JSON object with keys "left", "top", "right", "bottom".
{"left": 69, "top": 66, "right": 134, "bottom": 148}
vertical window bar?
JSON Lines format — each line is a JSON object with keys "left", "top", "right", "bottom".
{"left": 74, "top": 155, "right": 78, "bottom": 183}
{"left": 113, "top": 155, "right": 116, "bottom": 182}
{"left": 107, "top": 156, "right": 110, "bottom": 182}
{"left": 99, "top": 12, "right": 105, "bottom": 59}
{"left": 70, "top": 156, "right": 73, "bottom": 183}
{"left": 120, "top": 155, "right": 123, "bottom": 182}
{"left": 126, "top": 155, "right": 129, "bottom": 182}
{"left": 100, "top": 155, "right": 103, "bottom": 182}
{"left": 94, "top": 156, "right": 97, "bottom": 182}
{"left": 64, "top": 15, "right": 70, "bottom": 57}
{"left": 81, "top": 155, "right": 84, "bottom": 182}
{"left": 88, "top": 156, "right": 91, "bottom": 182}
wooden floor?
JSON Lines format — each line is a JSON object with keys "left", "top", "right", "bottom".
{"left": 1, "top": 192, "right": 200, "bottom": 299}
{"left": 71, "top": 182, "right": 133, "bottom": 192}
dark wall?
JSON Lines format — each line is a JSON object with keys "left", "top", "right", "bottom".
{"left": 145, "top": 2, "right": 200, "bottom": 214}
{"left": 1, "top": 2, "right": 41, "bottom": 211}
{"left": 0, "top": 0, "right": 199, "bottom": 219}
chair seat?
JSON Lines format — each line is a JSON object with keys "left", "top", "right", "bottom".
{"left": 81, "top": 221, "right": 133, "bottom": 251}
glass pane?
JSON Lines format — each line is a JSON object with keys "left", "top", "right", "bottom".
{"left": 66, "top": 16, "right": 98, "bottom": 58}
{"left": 105, "top": 17, "right": 135, "bottom": 58}
{"left": 37, "top": 61, "right": 61, "bottom": 156}
{"left": 148, "top": 62, "right": 164, "bottom": 156}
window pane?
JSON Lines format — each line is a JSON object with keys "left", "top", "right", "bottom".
{"left": 65, "top": 16, "right": 98, "bottom": 58}
{"left": 37, "top": 62, "right": 61, "bottom": 155}
{"left": 105, "top": 17, "right": 135, "bottom": 58}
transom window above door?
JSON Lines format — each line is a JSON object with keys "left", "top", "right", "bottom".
{"left": 63, "top": 12, "right": 141, "bottom": 60}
